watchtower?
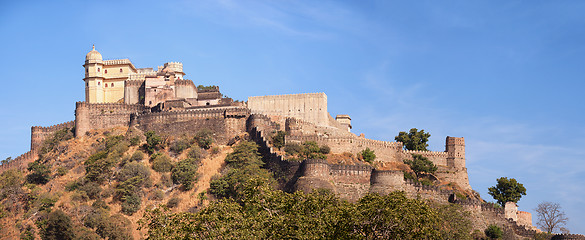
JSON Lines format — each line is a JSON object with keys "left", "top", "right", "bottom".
{"left": 83, "top": 45, "right": 104, "bottom": 103}
{"left": 446, "top": 136, "right": 465, "bottom": 169}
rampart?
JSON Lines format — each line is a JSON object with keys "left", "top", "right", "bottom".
{"left": 75, "top": 102, "right": 148, "bottom": 137}
{"left": 0, "top": 151, "right": 37, "bottom": 174}
{"left": 552, "top": 234, "right": 585, "bottom": 240}
{"left": 31, "top": 121, "right": 75, "bottom": 152}
{"left": 248, "top": 93, "right": 329, "bottom": 127}
{"left": 134, "top": 106, "right": 250, "bottom": 144}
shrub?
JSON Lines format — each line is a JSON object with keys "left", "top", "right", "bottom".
{"left": 271, "top": 131, "right": 286, "bottom": 150}
{"left": 172, "top": 158, "right": 199, "bottom": 190}
{"left": 56, "top": 167, "right": 68, "bottom": 177}
{"left": 79, "top": 182, "right": 102, "bottom": 200}
{"left": 210, "top": 146, "right": 220, "bottom": 155}
{"left": 170, "top": 138, "right": 190, "bottom": 154}
{"left": 84, "top": 151, "right": 115, "bottom": 183}
{"left": 284, "top": 143, "right": 302, "bottom": 156}
{"left": 144, "top": 131, "right": 162, "bottom": 154}
{"left": 129, "top": 136, "right": 141, "bottom": 146}
{"left": 187, "top": 147, "right": 202, "bottom": 160}
{"left": 166, "top": 197, "right": 180, "bottom": 208}
{"left": 151, "top": 153, "right": 173, "bottom": 173}
{"left": 91, "top": 199, "right": 109, "bottom": 210}
{"left": 121, "top": 193, "right": 141, "bottom": 215}
{"left": 26, "top": 160, "right": 51, "bottom": 184}
{"left": 42, "top": 209, "right": 74, "bottom": 240}
{"left": 194, "top": 129, "right": 213, "bottom": 149}
{"left": 319, "top": 145, "right": 331, "bottom": 154}
{"left": 404, "top": 154, "right": 437, "bottom": 176}
{"left": 130, "top": 151, "right": 144, "bottom": 162}
{"left": 115, "top": 162, "right": 151, "bottom": 202}
{"left": 360, "top": 148, "right": 376, "bottom": 163}
{"left": 150, "top": 189, "right": 165, "bottom": 200}
{"left": 485, "top": 224, "right": 503, "bottom": 239}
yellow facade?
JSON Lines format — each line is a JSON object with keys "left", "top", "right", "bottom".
{"left": 83, "top": 46, "right": 137, "bottom": 103}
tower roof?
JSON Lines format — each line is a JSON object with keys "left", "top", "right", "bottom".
{"left": 85, "top": 45, "right": 102, "bottom": 62}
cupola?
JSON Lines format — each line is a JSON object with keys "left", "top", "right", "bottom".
{"left": 85, "top": 45, "right": 102, "bottom": 63}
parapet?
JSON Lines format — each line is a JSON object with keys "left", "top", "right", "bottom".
{"left": 552, "top": 234, "right": 585, "bottom": 240}
{"left": 446, "top": 136, "right": 465, "bottom": 146}
{"left": 163, "top": 62, "right": 183, "bottom": 72}
{"left": 31, "top": 121, "right": 75, "bottom": 133}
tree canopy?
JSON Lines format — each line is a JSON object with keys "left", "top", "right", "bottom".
{"left": 488, "top": 177, "right": 526, "bottom": 206}
{"left": 395, "top": 128, "right": 431, "bottom": 151}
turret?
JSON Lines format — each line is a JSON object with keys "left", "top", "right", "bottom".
{"left": 335, "top": 114, "right": 352, "bottom": 132}
{"left": 83, "top": 45, "right": 104, "bottom": 103}
{"left": 446, "top": 136, "right": 465, "bottom": 169}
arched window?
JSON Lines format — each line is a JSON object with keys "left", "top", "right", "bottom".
{"left": 97, "top": 68, "right": 100, "bottom": 72}
{"left": 105, "top": 69, "right": 108, "bottom": 74}
{"left": 112, "top": 83, "right": 114, "bottom": 87}
{"left": 120, "top": 68, "right": 123, "bottom": 73}
{"left": 98, "top": 82, "right": 100, "bottom": 86}
{"left": 105, "top": 83, "right": 108, "bottom": 87}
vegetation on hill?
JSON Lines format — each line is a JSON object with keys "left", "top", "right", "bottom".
{"left": 0, "top": 127, "right": 480, "bottom": 239}
{"left": 395, "top": 128, "right": 431, "bottom": 151}
{"left": 488, "top": 177, "right": 527, "bottom": 206}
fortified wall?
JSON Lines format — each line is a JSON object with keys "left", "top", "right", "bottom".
{"left": 75, "top": 102, "right": 149, "bottom": 137}
{"left": 248, "top": 93, "right": 329, "bottom": 127}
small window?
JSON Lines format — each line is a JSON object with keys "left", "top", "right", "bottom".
{"left": 86, "top": 69, "right": 88, "bottom": 73}
{"left": 111, "top": 83, "right": 114, "bottom": 87}
{"left": 206, "top": 102, "right": 210, "bottom": 106}
{"left": 98, "top": 82, "right": 100, "bottom": 86}
{"left": 97, "top": 68, "right": 100, "bottom": 72}
{"left": 105, "top": 69, "right": 108, "bottom": 74}
{"left": 149, "top": 101, "right": 152, "bottom": 105}
{"left": 105, "top": 83, "right": 108, "bottom": 87}
{"left": 120, "top": 68, "right": 123, "bottom": 73}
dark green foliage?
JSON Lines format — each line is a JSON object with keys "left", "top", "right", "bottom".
{"left": 404, "top": 154, "right": 437, "bottom": 176}
{"left": 360, "top": 148, "right": 376, "bottom": 163}
{"left": 85, "top": 210, "right": 133, "bottom": 240}
{"left": 484, "top": 224, "right": 503, "bottom": 239}
{"left": 115, "top": 162, "right": 151, "bottom": 206}
{"left": 150, "top": 153, "right": 173, "bottom": 173}
{"left": 141, "top": 189, "right": 472, "bottom": 239}
{"left": 301, "top": 141, "right": 327, "bottom": 160}
{"left": 171, "top": 158, "right": 199, "bottom": 190}
{"left": 26, "top": 160, "right": 51, "bottom": 184}
{"left": 84, "top": 151, "right": 114, "bottom": 183}
{"left": 488, "top": 177, "right": 526, "bottom": 206}
{"left": 78, "top": 182, "right": 101, "bottom": 200}
{"left": 166, "top": 197, "right": 180, "bottom": 208}
{"left": 121, "top": 193, "right": 141, "bottom": 215}
{"left": 194, "top": 129, "right": 213, "bottom": 149}
{"left": 129, "top": 136, "right": 141, "bottom": 146}
{"left": 395, "top": 128, "right": 431, "bottom": 151}
{"left": 170, "top": 138, "right": 190, "bottom": 154}
{"left": 130, "top": 151, "right": 144, "bottom": 162}
{"left": 319, "top": 145, "right": 331, "bottom": 154}
{"left": 117, "top": 162, "right": 151, "bottom": 183}
{"left": 42, "top": 209, "right": 74, "bottom": 240}
{"left": 271, "top": 131, "right": 286, "bottom": 150}
{"left": 144, "top": 131, "right": 162, "bottom": 154}
{"left": 209, "top": 141, "right": 274, "bottom": 199}
{"left": 56, "top": 167, "right": 68, "bottom": 177}
{"left": 284, "top": 143, "right": 302, "bottom": 156}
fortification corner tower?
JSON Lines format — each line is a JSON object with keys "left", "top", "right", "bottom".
{"left": 446, "top": 136, "right": 465, "bottom": 169}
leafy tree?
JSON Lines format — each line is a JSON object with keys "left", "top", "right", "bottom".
{"left": 484, "top": 224, "right": 503, "bottom": 239}
{"left": 26, "top": 160, "right": 51, "bottom": 184}
{"left": 150, "top": 152, "right": 173, "bottom": 173}
{"left": 534, "top": 201, "right": 569, "bottom": 233}
{"left": 403, "top": 154, "right": 437, "bottom": 176}
{"left": 488, "top": 177, "right": 527, "bottom": 206}
{"left": 271, "top": 131, "right": 286, "bottom": 150}
{"left": 360, "top": 148, "right": 376, "bottom": 163}
{"left": 42, "top": 209, "right": 74, "bottom": 240}
{"left": 84, "top": 151, "right": 115, "bottom": 183}
{"left": 144, "top": 131, "right": 162, "bottom": 154}
{"left": 395, "top": 128, "right": 431, "bottom": 151}
{"left": 121, "top": 193, "right": 141, "bottom": 215}
{"left": 171, "top": 158, "right": 199, "bottom": 190}
{"left": 170, "top": 138, "right": 190, "bottom": 154}
{"left": 194, "top": 129, "right": 213, "bottom": 149}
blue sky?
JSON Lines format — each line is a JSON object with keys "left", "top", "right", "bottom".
{"left": 1, "top": 0, "right": 584, "bottom": 233}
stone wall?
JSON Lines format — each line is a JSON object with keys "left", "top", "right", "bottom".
{"left": 134, "top": 106, "right": 249, "bottom": 145}
{"left": 0, "top": 151, "right": 36, "bottom": 174}
{"left": 75, "top": 102, "right": 148, "bottom": 137}
{"left": 248, "top": 93, "right": 329, "bottom": 127}
{"left": 31, "top": 121, "right": 75, "bottom": 152}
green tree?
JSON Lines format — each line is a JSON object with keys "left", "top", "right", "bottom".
{"left": 403, "top": 154, "right": 437, "bottom": 176}
{"left": 26, "top": 160, "right": 51, "bottom": 184}
{"left": 271, "top": 131, "right": 286, "bottom": 150}
{"left": 171, "top": 158, "right": 199, "bottom": 190}
{"left": 484, "top": 224, "right": 503, "bottom": 239}
{"left": 144, "top": 131, "right": 162, "bottom": 154}
{"left": 42, "top": 210, "right": 74, "bottom": 240}
{"left": 488, "top": 177, "right": 526, "bottom": 206}
{"left": 194, "top": 129, "right": 213, "bottom": 149}
{"left": 360, "top": 148, "right": 376, "bottom": 163}
{"left": 395, "top": 128, "right": 431, "bottom": 151}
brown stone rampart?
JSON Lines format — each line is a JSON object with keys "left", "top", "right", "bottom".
{"left": 31, "top": 121, "right": 75, "bottom": 152}
{"left": 75, "top": 102, "right": 148, "bottom": 136}
{"left": 0, "top": 150, "right": 37, "bottom": 174}
{"left": 402, "top": 150, "right": 449, "bottom": 166}
{"left": 552, "top": 234, "right": 585, "bottom": 240}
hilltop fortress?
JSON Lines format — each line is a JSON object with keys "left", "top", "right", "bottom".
{"left": 2, "top": 47, "right": 552, "bottom": 238}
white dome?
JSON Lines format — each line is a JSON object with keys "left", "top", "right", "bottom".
{"left": 85, "top": 45, "right": 102, "bottom": 62}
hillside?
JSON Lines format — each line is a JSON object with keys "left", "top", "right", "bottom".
{"left": 0, "top": 126, "right": 233, "bottom": 239}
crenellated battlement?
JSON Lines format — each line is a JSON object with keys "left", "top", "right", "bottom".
{"left": 0, "top": 150, "right": 37, "bottom": 173}
{"left": 103, "top": 59, "right": 132, "bottom": 65}
{"left": 125, "top": 80, "right": 144, "bottom": 86}
{"left": 403, "top": 149, "right": 448, "bottom": 158}
{"left": 31, "top": 121, "right": 75, "bottom": 133}
{"left": 286, "top": 135, "right": 403, "bottom": 149}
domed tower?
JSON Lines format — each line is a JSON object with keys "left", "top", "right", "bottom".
{"left": 83, "top": 45, "right": 104, "bottom": 103}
